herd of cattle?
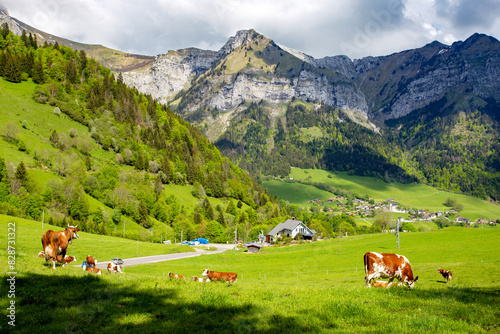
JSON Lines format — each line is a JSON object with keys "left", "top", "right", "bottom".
{"left": 40, "top": 226, "right": 455, "bottom": 288}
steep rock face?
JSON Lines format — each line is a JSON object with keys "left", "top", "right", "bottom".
{"left": 123, "top": 48, "right": 218, "bottom": 104}
{"left": 122, "top": 30, "right": 499, "bottom": 129}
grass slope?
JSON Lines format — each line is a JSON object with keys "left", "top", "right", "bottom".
{"left": 263, "top": 168, "right": 500, "bottom": 220}
{"left": 1, "top": 217, "right": 498, "bottom": 333}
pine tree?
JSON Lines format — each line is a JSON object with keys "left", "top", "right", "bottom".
{"left": 1, "top": 23, "right": 9, "bottom": 39}
{"left": 32, "top": 57, "right": 45, "bottom": 84}
{"left": 4, "top": 52, "right": 21, "bottom": 83}
{"left": 15, "top": 161, "right": 28, "bottom": 185}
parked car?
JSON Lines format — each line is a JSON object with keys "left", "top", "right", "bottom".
{"left": 193, "top": 238, "right": 209, "bottom": 244}
{"left": 163, "top": 240, "right": 171, "bottom": 244}
{"left": 112, "top": 258, "right": 124, "bottom": 265}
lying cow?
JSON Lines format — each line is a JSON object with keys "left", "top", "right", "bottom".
{"left": 364, "top": 252, "right": 418, "bottom": 289}
{"left": 84, "top": 266, "right": 102, "bottom": 275}
{"left": 57, "top": 255, "right": 76, "bottom": 267}
{"left": 371, "top": 280, "right": 403, "bottom": 288}
{"left": 192, "top": 276, "right": 210, "bottom": 282}
{"left": 168, "top": 272, "right": 186, "bottom": 280}
{"left": 86, "top": 255, "right": 98, "bottom": 267}
{"left": 107, "top": 262, "right": 123, "bottom": 273}
{"left": 438, "top": 269, "right": 452, "bottom": 283}
{"left": 202, "top": 269, "right": 237, "bottom": 283}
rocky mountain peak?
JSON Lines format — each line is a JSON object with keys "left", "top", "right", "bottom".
{"left": 218, "top": 29, "right": 265, "bottom": 57}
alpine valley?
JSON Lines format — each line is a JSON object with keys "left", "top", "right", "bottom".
{"left": 0, "top": 9, "right": 499, "bottom": 220}
{"left": 122, "top": 29, "right": 500, "bottom": 202}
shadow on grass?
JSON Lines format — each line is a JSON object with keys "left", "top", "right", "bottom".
{"left": 387, "top": 285, "right": 500, "bottom": 306}
{"left": 3, "top": 273, "right": 313, "bottom": 334}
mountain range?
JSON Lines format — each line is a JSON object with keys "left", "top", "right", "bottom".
{"left": 1, "top": 11, "right": 499, "bottom": 202}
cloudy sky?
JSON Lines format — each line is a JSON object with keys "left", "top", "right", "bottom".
{"left": 2, "top": 0, "right": 499, "bottom": 59}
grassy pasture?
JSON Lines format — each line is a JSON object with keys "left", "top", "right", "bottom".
{"left": 1, "top": 217, "right": 498, "bottom": 333}
{"left": 263, "top": 168, "right": 500, "bottom": 221}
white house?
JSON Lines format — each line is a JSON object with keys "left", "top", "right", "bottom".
{"left": 266, "top": 218, "right": 316, "bottom": 242}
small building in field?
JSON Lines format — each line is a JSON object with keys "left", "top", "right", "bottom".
{"left": 246, "top": 242, "right": 262, "bottom": 253}
{"left": 266, "top": 218, "right": 316, "bottom": 242}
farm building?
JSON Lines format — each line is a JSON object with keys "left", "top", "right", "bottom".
{"left": 266, "top": 218, "right": 316, "bottom": 242}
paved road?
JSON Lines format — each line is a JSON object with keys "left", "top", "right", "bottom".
{"left": 94, "top": 243, "right": 235, "bottom": 270}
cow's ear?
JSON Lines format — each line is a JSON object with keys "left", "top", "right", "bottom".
{"left": 414, "top": 276, "right": 418, "bottom": 282}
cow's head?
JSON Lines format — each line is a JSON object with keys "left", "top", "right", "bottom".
{"left": 404, "top": 275, "right": 418, "bottom": 289}
{"left": 67, "top": 225, "right": 80, "bottom": 239}
{"left": 202, "top": 269, "right": 209, "bottom": 277}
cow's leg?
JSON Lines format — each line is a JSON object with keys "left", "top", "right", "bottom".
{"left": 366, "top": 273, "right": 378, "bottom": 287}
{"left": 386, "top": 277, "right": 395, "bottom": 288}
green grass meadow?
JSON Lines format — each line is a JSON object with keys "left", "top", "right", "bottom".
{"left": 263, "top": 168, "right": 500, "bottom": 221}
{"left": 1, "top": 216, "right": 499, "bottom": 333}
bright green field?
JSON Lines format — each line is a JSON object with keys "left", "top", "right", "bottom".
{"left": 263, "top": 168, "right": 500, "bottom": 221}
{"left": 1, "top": 217, "right": 498, "bottom": 333}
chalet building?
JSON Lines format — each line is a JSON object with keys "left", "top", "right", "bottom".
{"left": 266, "top": 218, "right": 316, "bottom": 242}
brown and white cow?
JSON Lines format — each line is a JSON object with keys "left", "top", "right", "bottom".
{"left": 84, "top": 266, "right": 102, "bottom": 275}
{"left": 438, "top": 269, "right": 452, "bottom": 283}
{"left": 364, "top": 252, "right": 418, "bottom": 289}
{"left": 41, "top": 225, "right": 79, "bottom": 270}
{"left": 192, "top": 276, "right": 210, "bottom": 282}
{"left": 168, "top": 272, "right": 186, "bottom": 280}
{"left": 107, "top": 262, "right": 123, "bottom": 273}
{"left": 38, "top": 251, "right": 45, "bottom": 258}
{"left": 86, "top": 255, "right": 98, "bottom": 267}
{"left": 56, "top": 255, "right": 77, "bottom": 267}
{"left": 202, "top": 269, "right": 237, "bottom": 283}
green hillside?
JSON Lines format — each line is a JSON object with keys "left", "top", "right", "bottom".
{"left": 0, "top": 27, "right": 282, "bottom": 244}
{"left": 1, "top": 217, "right": 498, "bottom": 333}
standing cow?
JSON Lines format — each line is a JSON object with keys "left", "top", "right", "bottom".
{"left": 438, "top": 269, "right": 452, "bottom": 283}
{"left": 41, "top": 225, "right": 79, "bottom": 270}
{"left": 364, "top": 252, "right": 418, "bottom": 289}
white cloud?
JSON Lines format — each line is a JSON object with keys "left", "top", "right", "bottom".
{"left": 1, "top": 0, "right": 498, "bottom": 59}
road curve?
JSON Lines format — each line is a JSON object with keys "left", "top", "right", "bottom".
{"left": 94, "top": 243, "right": 235, "bottom": 270}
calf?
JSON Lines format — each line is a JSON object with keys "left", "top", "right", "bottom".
{"left": 371, "top": 280, "right": 402, "bottom": 288}
{"left": 86, "top": 255, "right": 97, "bottom": 267}
{"left": 168, "top": 272, "right": 186, "bottom": 280}
{"left": 438, "top": 269, "right": 452, "bottom": 283}
{"left": 364, "top": 252, "right": 418, "bottom": 289}
{"left": 192, "top": 276, "right": 210, "bottom": 282}
{"left": 202, "top": 269, "right": 237, "bottom": 283}
{"left": 107, "top": 262, "right": 123, "bottom": 273}
{"left": 84, "top": 266, "right": 102, "bottom": 275}
{"left": 57, "top": 255, "right": 76, "bottom": 267}
{"left": 38, "top": 251, "right": 45, "bottom": 258}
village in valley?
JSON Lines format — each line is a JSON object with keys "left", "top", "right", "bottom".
{"left": 307, "top": 196, "right": 497, "bottom": 227}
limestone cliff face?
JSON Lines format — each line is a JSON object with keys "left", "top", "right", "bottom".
{"left": 123, "top": 48, "right": 218, "bottom": 104}
{"left": 122, "top": 30, "right": 499, "bottom": 128}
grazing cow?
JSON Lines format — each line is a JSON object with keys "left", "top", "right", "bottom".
{"left": 371, "top": 280, "right": 403, "bottom": 288}
{"left": 202, "top": 269, "right": 237, "bottom": 283}
{"left": 107, "top": 262, "right": 123, "bottom": 273}
{"left": 192, "top": 276, "right": 210, "bottom": 282}
{"left": 168, "top": 272, "right": 186, "bottom": 280}
{"left": 41, "top": 225, "right": 80, "bottom": 270}
{"left": 56, "top": 255, "right": 77, "bottom": 267}
{"left": 364, "top": 252, "right": 418, "bottom": 289}
{"left": 84, "top": 266, "right": 102, "bottom": 275}
{"left": 86, "top": 255, "right": 97, "bottom": 267}
{"left": 438, "top": 269, "right": 452, "bottom": 283}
